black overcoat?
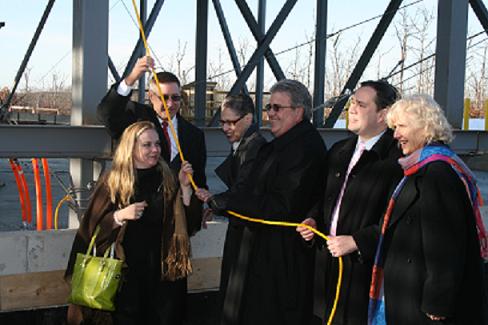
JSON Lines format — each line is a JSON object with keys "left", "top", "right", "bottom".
{"left": 381, "top": 160, "right": 486, "bottom": 325}
{"left": 226, "top": 120, "right": 328, "bottom": 325}
{"left": 212, "top": 124, "right": 267, "bottom": 299}
{"left": 97, "top": 83, "right": 207, "bottom": 235}
{"left": 313, "top": 130, "right": 402, "bottom": 325}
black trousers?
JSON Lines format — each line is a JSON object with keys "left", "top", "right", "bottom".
{"left": 113, "top": 277, "right": 188, "bottom": 325}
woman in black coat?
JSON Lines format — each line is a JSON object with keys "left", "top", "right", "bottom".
{"left": 66, "top": 121, "right": 195, "bottom": 325}
{"left": 195, "top": 94, "right": 267, "bottom": 323}
{"left": 368, "top": 95, "right": 488, "bottom": 325}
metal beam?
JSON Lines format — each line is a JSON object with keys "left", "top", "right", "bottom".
{"left": 137, "top": 0, "right": 147, "bottom": 103}
{"left": 235, "top": 0, "right": 286, "bottom": 80}
{"left": 324, "top": 0, "right": 403, "bottom": 128}
{"left": 1, "top": 0, "right": 55, "bottom": 117}
{"left": 207, "top": 0, "right": 250, "bottom": 126}
{"left": 469, "top": 0, "right": 488, "bottom": 37}
{"left": 0, "top": 125, "right": 111, "bottom": 158}
{"left": 72, "top": 0, "right": 109, "bottom": 227}
{"left": 312, "top": 0, "right": 328, "bottom": 127}
{"left": 195, "top": 0, "right": 209, "bottom": 127}
{"left": 108, "top": 56, "right": 121, "bottom": 82}
{"left": 255, "top": 0, "right": 266, "bottom": 126}
{"left": 434, "top": 0, "right": 469, "bottom": 129}
{"left": 0, "top": 125, "right": 486, "bottom": 158}
{"left": 229, "top": 0, "right": 297, "bottom": 95}
{"left": 121, "top": 0, "right": 165, "bottom": 79}
{"left": 212, "top": 0, "right": 248, "bottom": 95}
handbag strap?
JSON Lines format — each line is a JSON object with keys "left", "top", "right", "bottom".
{"left": 85, "top": 226, "right": 101, "bottom": 256}
{"left": 85, "top": 226, "right": 118, "bottom": 259}
{"left": 103, "top": 244, "right": 116, "bottom": 258}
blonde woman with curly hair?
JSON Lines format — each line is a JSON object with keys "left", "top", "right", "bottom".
{"left": 368, "top": 95, "right": 488, "bottom": 325}
{"left": 66, "top": 121, "right": 196, "bottom": 324}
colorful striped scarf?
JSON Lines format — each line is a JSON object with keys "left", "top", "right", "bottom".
{"left": 367, "top": 144, "right": 488, "bottom": 325}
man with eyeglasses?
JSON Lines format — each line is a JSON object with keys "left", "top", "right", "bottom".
{"left": 97, "top": 56, "right": 207, "bottom": 325}
{"left": 195, "top": 94, "right": 267, "bottom": 322}
{"left": 297, "top": 80, "right": 403, "bottom": 325}
{"left": 218, "top": 79, "right": 327, "bottom": 325}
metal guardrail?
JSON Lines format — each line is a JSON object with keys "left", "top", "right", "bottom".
{"left": 0, "top": 124, "right": 487, "bottom": 159}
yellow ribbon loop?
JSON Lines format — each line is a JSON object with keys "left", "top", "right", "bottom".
{"left": 130, "top": 2, "right": 342, "bottom": 324}
{"left": 226, "top": 210, "right": 342, "bottom": 325}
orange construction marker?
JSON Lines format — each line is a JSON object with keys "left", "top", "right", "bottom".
{"left": 32, "top": 158, "right": 43, "bottom": 231}
{"left": 9, "top": 159, "right": 27, "bottom": 225}
{"left": 41, "top": 158, "right": 53, "bottom": 230}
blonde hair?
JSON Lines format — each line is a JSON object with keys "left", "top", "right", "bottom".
{"left": 106, "top": 121, "right": 176, "bottom": 207}
{"left": 387, "top": 94, "right": 454, "bottom": 144}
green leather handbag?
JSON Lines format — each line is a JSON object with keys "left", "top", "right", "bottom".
{"left": 68, "top": 226, "right": 123, "bottom": 311}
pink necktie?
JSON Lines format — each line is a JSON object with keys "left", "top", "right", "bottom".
{"left": 329, "top": 141, "right": 366, "bottom": 235}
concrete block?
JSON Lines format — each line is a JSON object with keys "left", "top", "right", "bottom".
{"left": 191, "top": 220, "right": 227, "bottom": 259}
{"left": 27, "top": 230, "right": 76, "bottom": 273}
{"left": 0, "top": 232, "right": 27, "bottom": 276}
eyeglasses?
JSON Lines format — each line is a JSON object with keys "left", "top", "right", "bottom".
{"left": 150, "top": 92, "right": 182, "bottom": 102}
{"left": 162, "top": 94, "right": 182, "bottom": 102}
{"left": 265, "top": 103, "right": 296, "bottom": 112}
{"left": 219, "top": 115, "right": 245, "bottom": 127}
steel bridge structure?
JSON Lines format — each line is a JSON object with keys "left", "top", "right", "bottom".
{"left": 0, "top": 0, "right": 488, "bottom": 312}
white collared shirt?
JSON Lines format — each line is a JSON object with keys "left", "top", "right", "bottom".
{"left": 358, "top": 129, "right": 386, "bottom": 152}
{"left": 159, "top": 115, "right": 179, "bottom": 161}
{"left": 232, "top": 140, "right": 241, "bottom": 155}
{"left": 117, "top": 80, "right": 179, "bottom": 161}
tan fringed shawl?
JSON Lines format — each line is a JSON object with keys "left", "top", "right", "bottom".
{"left": 161, "top": 187, "right": 192, "bottom": 281}
{"left": 65, "top": 178, "right": 192, "bottom": 282}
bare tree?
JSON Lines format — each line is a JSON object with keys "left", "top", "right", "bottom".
{"left": 410, "top": 7, "right": 435, "bottom": 94}
{"left": 466, "top": 42, "right": 488, "bottom": 118}
{"left": 393, "top": 10, "right": 415, "bottom": 93}
{"left": 287, "top": 45, "right": 305, "bottom": 83}
{"left": 236, "top": 37, "right": 255, "bottom": 91}
{"left": 325, "top": 33, "right": 360, "bottom": 97}
{"left": 208, "top": 47, "right": 232, "bottom": 90}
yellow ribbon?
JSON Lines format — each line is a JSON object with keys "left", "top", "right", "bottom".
{"left": 130, "top": 2, "right": 342, "bottom": 324}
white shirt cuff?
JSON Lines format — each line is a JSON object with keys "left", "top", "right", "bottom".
{"left": 117, "top": 80, "right": 133, "bottom": 97}
{"left": 113, "top": 211, "right": 126, "bottom": 226}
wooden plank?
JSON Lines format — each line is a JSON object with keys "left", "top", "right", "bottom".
{"left": 0, "top": 257, "right": 222, "bottom": 311}
{"left": 188, "top": 257, "right": 222, "bottom": 292}
{"left": 0, "top": 270, "right": 70, "bottom": 311}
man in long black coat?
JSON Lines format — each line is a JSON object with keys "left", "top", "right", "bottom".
{"left": 97, "top": 56, "right": 206, "bottom": 325}
{"left": 224, "top": 79, "right": 327, "bottom": 325}
{"left": 195, "top": 94, "right": 267, "bottom": 323}
{"left": 298, "top": 80, "right": 403, "bottom": 325}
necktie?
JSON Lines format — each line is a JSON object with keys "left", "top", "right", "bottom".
{"left": 329, "top": 141, "right": 366, "bottom": 235}
{"left": 162, "top": 121, "right": 171, "bottom": 159}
